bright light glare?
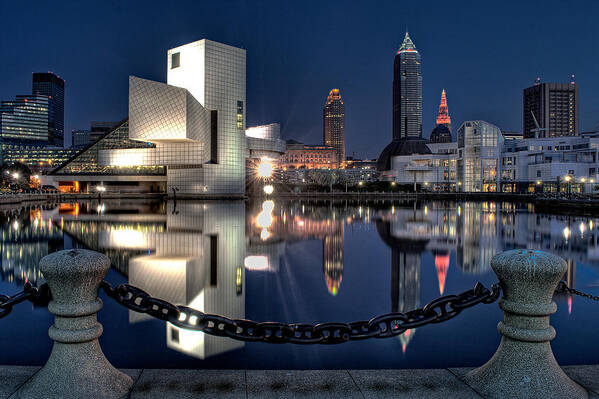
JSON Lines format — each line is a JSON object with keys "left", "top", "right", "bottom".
{"left": 263, "top": 185, "right": 274, "bottom": 195}
{"left": 256, "top": 211, "right": 273, "bottom": 229}
{"left": 245, "top": 255, "right": 269, "bottom": 271}
{"left": 262, "top": 200, "right": 275, "bottom": 213}
{"left": 12, "top": 173, "right": 19, "bottom": 179}
{"left": 96, "top": 185, "right": 106, "bottom": 192}
{"left": 260, "top": 229, "right": 271, "bottom": 241}
{"left": 257, "top": 159, "right": 273, "bottom": 178}
{"left": 563, "top": 226, "right": 571, "bottom": 239}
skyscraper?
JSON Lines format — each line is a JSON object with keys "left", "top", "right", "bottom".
{"left": 523, "top": 78, "right": 578, "bottom": 138}
{"left": 32, "top": 72, "right": 65, "bottom": 146}
{"left": 0, "top": 95, "right": 52, "bottom": 143}
{"left": 393, "top": 32, "right": 422, "bottom": 140}
{"left": 429, "top": 89, "right": 452, "bottom": 143}
{"left": 323, "top": 88, "right": 345, "bottom": 165}
{"left": 378, "top": 32, "right": 430, "bottom": 173}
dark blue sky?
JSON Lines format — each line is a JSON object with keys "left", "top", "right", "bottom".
{"left": 1, "top": 0, "right": 598, "bottom": 157}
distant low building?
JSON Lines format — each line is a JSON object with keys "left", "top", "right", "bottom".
{"left": 72, "top": 129, "right": 91, "bottom": 148}
{"left": 0, "top": 142, "right": 77, "bottom": 172}
{"left": 90, "top": 121, "right": 120, "bottom": 144}
{"left": 278, "top": 140, "right": 339, "bottom": 170}
{"left": 388, "top": 119, "right": 599, "bottom": 193}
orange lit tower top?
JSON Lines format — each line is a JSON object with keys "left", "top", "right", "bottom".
{"left": 435, "top": 89, "right": 451, "bottom": 130}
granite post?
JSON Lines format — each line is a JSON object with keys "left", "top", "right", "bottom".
{"left": 15, "top": 249, "right": 132, "bottom": 399}
{"left": 464, "top": 249, "right": 587, "bottom": 399}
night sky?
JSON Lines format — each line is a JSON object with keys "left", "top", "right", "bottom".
{"left": 1, "top": 0, "right": 598, "bottom": 157}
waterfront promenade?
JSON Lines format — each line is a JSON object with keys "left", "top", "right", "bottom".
{"left": 1, "top": 366, "right": 598, "bottom": 398}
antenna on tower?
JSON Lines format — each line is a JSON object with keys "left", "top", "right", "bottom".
{"left": 534, "top": 76, "right": 541, "bottom": 85}
{"left": 570, "top": 74, "right": 576, "bottom": 85}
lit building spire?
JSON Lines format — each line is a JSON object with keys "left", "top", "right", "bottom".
{"left": 435, "top": 89, "right": 451, "bottom": 128}
{"left": 398, "top": 31, "right": 418, "bottom": 53}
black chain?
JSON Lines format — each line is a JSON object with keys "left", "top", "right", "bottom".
{"left": 556, "top": 281, "right": 599, "bottom": 301}
{"left": 101, "top": 280, "right": 501, "bottom": 344}
{"left": 0, "top": 282, "right": 51, "bottom": 320}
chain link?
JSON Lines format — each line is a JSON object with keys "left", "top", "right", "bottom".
{"left": 556, "top": 281, "right": 599, "bottom": 301}
{"left": 101, "top": 280, "right": 501, "bottom": 344}
{"left": 0, "top": 282, "right": 51, "bottom": 320}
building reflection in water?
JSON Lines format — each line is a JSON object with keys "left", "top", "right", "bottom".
{"left": 0, "top": 207, "right": 64, "bottom": 285}
{"left": 0, "top": 198, "right": 596, "bottom": 359}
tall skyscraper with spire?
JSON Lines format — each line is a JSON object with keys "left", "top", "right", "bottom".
{"left": 429, "top": 89, "right": 452, "bottom": 143}
{"left": 323, "top": 89, "right": 345, "bottom": 165}
{"left": 378, "top": 32, "right": 430, "bottom": 173}
{"left": 393, "top": 32, "right": 422, "bottom": 140}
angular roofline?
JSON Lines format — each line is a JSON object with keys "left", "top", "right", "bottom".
{"left": 48, "top": 117, "right": 129, "bottom": 175}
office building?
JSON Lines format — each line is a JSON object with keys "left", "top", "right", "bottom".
{"left": 90, "top": 121, "right": 120, "bottom": 144}
{"left": 0, "top": 142, "right": 77, "bottom": 172}
{"left": 0, "top": 95, "right": 52, "bottom": 143}
{"left": 378, "top": 32, "right": 429, "bottom": 175}
{"left": 72, "top": 129, "right": 91, "bottom": 148}
{"left": 323, "top": 89, "right": 345, "bottom": 165}
{"left": 278, "top": 140, "right": 338, "bottom": 170}
{"left": 523, "top": 79, "right": 578, "bottom": 138}
{"left": 32, "top": 72, "right": 65, "bottom": 146}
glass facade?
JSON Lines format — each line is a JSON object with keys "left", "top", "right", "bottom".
{"left": 458, "top": 121, "right": 502, "bottom": 192}
{"left": 0, "top": 95, "right": 52, "bottom": 143}
{"left": 32, "top": 72, "right": 65, "bottom": 146}
{"left": 52, "top": 120, "right": 165, "bottom": 176}
{"left": 0, "top": 143, "right": 77, "bottom": 171}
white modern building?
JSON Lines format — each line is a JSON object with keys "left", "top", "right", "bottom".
{"left": 389, "top": 120, "right": 599, "bottom": 193}
{"left": 46, "top": 39, "right": 283, "bottom": 197}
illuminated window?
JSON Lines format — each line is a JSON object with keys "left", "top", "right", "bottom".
{"left": 236, "top": 101, "right": 243, "bottom": 129}
{"left": 171, "top": 52, "right": 180, "bottom": 69}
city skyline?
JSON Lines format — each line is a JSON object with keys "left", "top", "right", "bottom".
{"left": 1, "top": 1, "right": 598, "bottom": 157}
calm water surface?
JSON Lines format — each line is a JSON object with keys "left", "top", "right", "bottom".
{"left": 0, "top": 199, "right": 598, "bottom": 369}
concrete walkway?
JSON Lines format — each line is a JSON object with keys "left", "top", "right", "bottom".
{"left": 0, "top": 365, "right": 598, "bottom": 398}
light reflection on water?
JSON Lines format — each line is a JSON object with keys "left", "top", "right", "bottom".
{"left": 0, "top": 199, "right": 598, "bottom": 369}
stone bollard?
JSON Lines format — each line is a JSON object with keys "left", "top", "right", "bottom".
{"left": 464, "top": 249, "right": 587, "bottom": 399}
{"left": 15, "top": 249, "right": 132, "bottom": 399}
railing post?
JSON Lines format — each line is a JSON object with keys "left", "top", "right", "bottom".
{"left": 464, "top": 249, "right": 587, "bottom": 399}
{"left": 15, "top": 249, "right": 132, "bottom": 399}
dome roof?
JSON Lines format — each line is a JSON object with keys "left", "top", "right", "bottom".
{"left": 376, "top": 138, "right": 431, "bottom": 171}
{"left": 429, "top": 125, "right": 452, "bottom": 144}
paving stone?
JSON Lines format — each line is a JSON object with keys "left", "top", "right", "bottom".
{"left": 130, "top": 369, "right": 246, "bottom": 399}
{"left": 247, "top": 370, "right": 362, "bottom": 399}
{"left": 0, "top": 366, "right": 38, "bottom": 399}
{"left": 121, "top": 369, "right": 142, "bottom": 384}
{"left": 350, "top": 369, "right": 482, "bottom": 398}
{"left": 448, "top": 367, "right": 475, "bottom": 378}
{"left": 564, "top": 365, "right": 599, "bottom": 397}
